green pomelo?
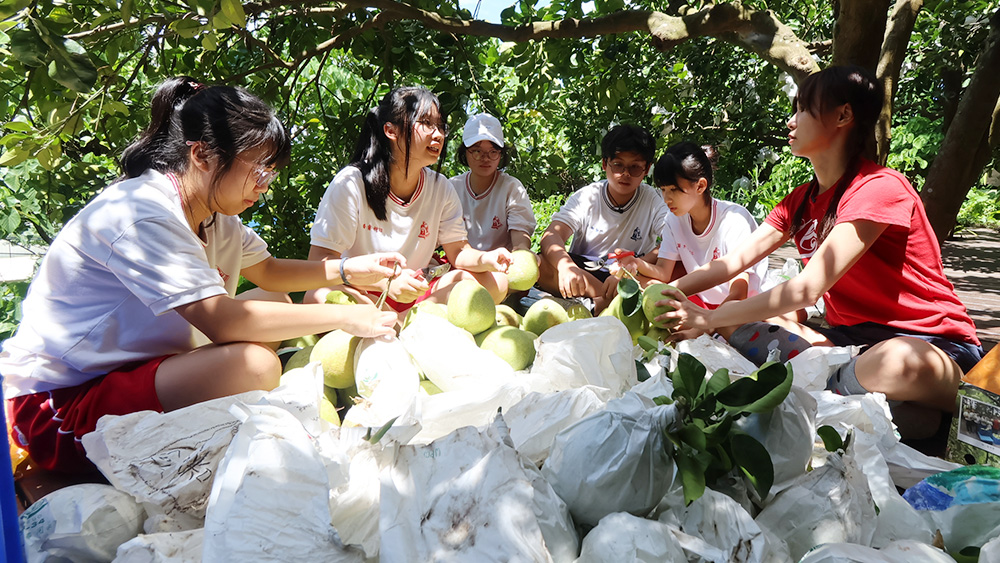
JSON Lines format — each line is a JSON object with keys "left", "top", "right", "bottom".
{"left": 319, "top": 395, "right": 342, "bottom": 426}
{"left": 475, "top": 325, "right": 501, "bottom": 347}
{"left": 420, "top": 380, "right": 443, "bottom": 396}
{"left": 565, "top": 302, "right": 593, "bottom": 321}
{"left": 402, "top": 300, "right": 448, "bottom": 329}
{"left": 282, "top": 345, "right": 314, "bottom": 373}
{"left": 600, "top": 293, "right": 647, "bottom": 344}
{"left": 521, "top": 298, "right": 570, "bottom": 336}
{"left": 479, "top": 326, "right": 537, "bottom": 371}
{"left": 279, "top": 334, "right": 319, "bottom": 350}
{"left": 310, "top": 330, "right": 360, "bottom": 389}
{"left": 325, "top": 290, "right": 357, "bottom": 305}
{"left": 645, "top": 325, "right": 673, "bottom": 343}
{"left": 335, "top": 384, "right": 360, "bottom": 409}
{"left": 507, "top": 250, "right": 540, "bottom": 291}
{"left": 447, "top": 279, "right": 497, "bottom": 335}
{"left": 642, "top": 283, "right": 684, "bottom": 329}
{"left": 495, "top": 304, "right": 522, "bottom": 327}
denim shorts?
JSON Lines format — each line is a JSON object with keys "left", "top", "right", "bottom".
{"left": 818, "top": 322, "right": 984, "bottom": 373}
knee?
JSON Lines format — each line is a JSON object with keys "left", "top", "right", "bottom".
{"left": 230, "top": 342, "right": 282, "bottom": 391}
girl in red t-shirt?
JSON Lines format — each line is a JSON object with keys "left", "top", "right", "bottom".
{"left": 653, "top": 65, "right": 982, "bottom": 437}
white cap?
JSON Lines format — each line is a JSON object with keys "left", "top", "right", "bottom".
{"left": 462, "top": 113, "right": 504, "bottom": 148}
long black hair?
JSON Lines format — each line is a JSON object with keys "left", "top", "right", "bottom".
{"left": 119, "top": 76, "right": 291, "bottom": 213}
{"left": 789, "top": 65, "right": 883, "bottom": 241}
{"left": 351, "top": 87, "right": 445, "bottom": 221}
{"left": 653, "top": 142, "right": 719, "bottom": 205}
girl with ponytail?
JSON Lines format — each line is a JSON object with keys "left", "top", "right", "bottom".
{"left": 306, "top": 87, "right": 512, "bottom": 312}
{"left": 655, "top": 66, "right": 982, "bottom": 438}
{"left": 1, "top": 77, "right": 402, "bottom": 474}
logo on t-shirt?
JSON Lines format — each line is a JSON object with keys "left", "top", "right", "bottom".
{"left": 217, "top": 267, "right": 230, "bottom": 283}
{"left": 713, "top": 247, "right": 720, "bottom": 260}
{"left": 798, "top": 219, "right": 819, "bottom": 258}
{"left": 630, "top": 227, "right": 642, "bottom": 241}
{"left": 362, "top": 223, "right": 384, "bottom": 234}
{"left": 491, "top": 216, "right": 502, "bottom": 230}
{"left": 418, "top": 221, "right": 430, "bottom": 239}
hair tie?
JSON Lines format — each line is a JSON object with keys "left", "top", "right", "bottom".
{"left": 189, "top": 81, "right": 205, "bottom": 91}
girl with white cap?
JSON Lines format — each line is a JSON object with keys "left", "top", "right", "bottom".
{"left": 450, "top": 113, "right": 536, "bottom": 252}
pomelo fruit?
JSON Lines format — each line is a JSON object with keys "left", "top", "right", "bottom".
{"left": 507, "top": 250, "right": 540, "bottom": 291}
{"left": 325, "top": 290, "right": 357, "bottom": 305}
{"left": 565, "top": 302, "right": 593, "bottom": 321}
{"left": 447, "top": 279, "right": 496, "bottom": 335}
{"left": 642, "top": 283, "right": 684, "bottom": 329}
{"left": 420, "top": 380, "right": 443, "bottom": 396}
{"left": 495, "top": 304, "right": 522, "bottom": 327}
{"left": 521, "top": 298, "right": 570, "bottom": 336}
{"left": 279, "top": 333, "right": 318, "bottom": 350}
{"left": 600, "top": 293, "right": 647, "bottom": 344}
{"left": 479, "top": 326, "right": 537, "bottom": 371}
{"left": 282, "top": 345, "right": 314, "bottom": 373}
{"left": 402, "top": 300, "right": 448, "bottom": 329}
{"left": 310, "top": 330, "right": 360, "bottom": 388}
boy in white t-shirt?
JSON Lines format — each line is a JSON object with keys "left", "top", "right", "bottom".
{"left": 449, "top": 113, "right": 536, "bottom": 252}
{"left": 538, "top": 124, "right": 668, "bottom": 312}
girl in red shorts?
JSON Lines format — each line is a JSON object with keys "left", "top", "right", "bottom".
{"left": 0, "top": 77, "right": 403, "bottom": 474}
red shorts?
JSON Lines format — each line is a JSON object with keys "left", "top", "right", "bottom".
{"left": 366, "top": 276, "right": 441, "bottom": 313}
{"left": 686, "top": 294, "right": 719, "bottom": 310}
{"left": 9, "top": 356, "right": 168, "bottom": 475}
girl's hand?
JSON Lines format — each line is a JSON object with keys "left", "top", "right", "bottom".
{"left": 657, "top": 286, "right": 713, "bottom": 337}
{"left": 557, "top": 262, "right": 589, "bottom": 298}
{"left": 387, "top": 269, "right": 430, "bottom": 304}
{"left": 342, "top": 252, "right": 407, "bottom": 286}
{"left": 339, "top": 304, "right": 399, "bottom": 338}
{"left": 482, "top": 248, "right": 512, "bottom": 273}
{"left": 613, "top": 254, "right": 641, "bottom": 277}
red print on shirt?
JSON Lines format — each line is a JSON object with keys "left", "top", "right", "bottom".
{"left": 362, "top": 223, "right": 384, "bottom": 234}
{"left": 217, "top": 268, "right": 230, "bottom": 283}
{"left": 491, "top": 216, "right": 503, "bottom": 230}
{"left": 418, "top": 221, "right": 430, "bottom": 239}
{"left": 713, "top": 247, "right": 720, "bottom": 260}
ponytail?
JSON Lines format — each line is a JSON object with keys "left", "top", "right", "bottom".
{"left": 119, "top": 77, "right": 203, "bottom": 179}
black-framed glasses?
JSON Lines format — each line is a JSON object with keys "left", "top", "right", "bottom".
{"left": 415, "top": 120, "right": 450, "bottom": 136}
{"left": 468, "top": 148, "right": 501, "bottom": 161}
{"left": 235, "top": 156, "right": 278, "bottom": 189}
{"left": 609, "top": 161, "right": 648, "bottom": 178}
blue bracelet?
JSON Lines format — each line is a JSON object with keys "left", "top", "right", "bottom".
{"left": 339, "top": 257, "right": 351, "bottom": 286}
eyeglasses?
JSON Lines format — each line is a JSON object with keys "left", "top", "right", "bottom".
{"left": 467, "top": 148, "right": 501, "bottom": 161}
{"left": 608, "top": 161, "right": 648, "bottom": 178}
{"left": 235, "top": 156, "right": 278, "bottom": 189}
{"left": 415, "top": 120, "right": 449, "bottom": 136}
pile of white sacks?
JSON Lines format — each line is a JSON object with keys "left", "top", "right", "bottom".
{"left": 19, "top": 316, "right": 1000, "bottom": 562}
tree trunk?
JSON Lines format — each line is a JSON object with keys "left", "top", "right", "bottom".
{"left": 921, "top": 8, "right": 1000, "bottom": 243}
{"left": 875, "top": 0, "right": 924, "bottom": 165}
{"left": 833, "top": 0, "right": 891, "bottom": 70}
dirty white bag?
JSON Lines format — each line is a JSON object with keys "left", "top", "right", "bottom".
{"left": 113, "top": 529, "right": 203, "bottom": 562}
{"left": 798, "top": 540, "right": 954, "bottom": 562}
{"left": 629, "top": 368, "right": 674, "bottom": 401}
{"left": 674, "top": 334, "right": 758, "bottom": 377}
{"left": 787, "top": 345, "right": 856, "bottom": 392}
{"left": 527, "top": 317, "right": 636, "bottom": 395}
{"left": 735, "top": 386, "right": 816, "bottom": 498}
{"left": 982, "top": 534, "right": 1000, "bottom": 563}
{"left": 542, "top": 396, "right": 678, "bottom": 527}
{"left": 657, "top": 488, "right": 767, "bottom": 563}
{"left": 202, "top": 402, "right": 362, "bottom": 562}
{"left": 411, "top": 380, "right": 528, "bottom": 444}
{"left": 343, "top": 336, "right": 421, "bottom": 430}
{"left": 266, "top": 361, "right": 328, "bottom": 435}
{"left": 322, "top": 429, "right": 391, "bottom": 560}
{"left": 380, "top": 415, "right": 578, "bottom": 562}
{"left": 81, "top": 391, "right": 265, "bottom": 532}
{"left": 20, "top": 483, "right": 144, "bottom": 563}
{"left": 754, "top": 440, "right": 876, "bottom": 560}
{"left": 575, "top": 512, "right": 687, "bottom": 562}
{"left": 399, "top": 314, "right": 514, "bottom": 392}
{"left": 504, "top": 386, "right": 614, "bottom": 466}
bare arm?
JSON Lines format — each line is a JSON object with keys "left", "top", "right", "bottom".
{"left": 673, "top": 223, "right": 788, "bottom": 298}
{"left": 442, "top": 240, "right": 511, "bottom": 273}
{"left": 510, "top": 229, "right": 532, "bottom": 252}
{"left": 241, "top": 253, "right": 404, "bottom": 293}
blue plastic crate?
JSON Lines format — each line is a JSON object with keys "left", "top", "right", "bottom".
{"left": 1, "top": 382, "right": 25, "bottom": 563}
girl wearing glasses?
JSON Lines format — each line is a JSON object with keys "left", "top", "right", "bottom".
{"left": 307, "top": 88, "right": 512, "bottom": 314}
{"left": 449, "top": 113, "right": 536, "bottom": 253}
{"left": 657, "top": 66, "right": 982, "bottom": 438}
{"left": 613, "top": 142, "right": 769, "bottom": 340}
{"left": 0, "top": 77, "right": 403, "bottom": 474}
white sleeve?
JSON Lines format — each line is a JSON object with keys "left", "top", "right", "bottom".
{"left": 436, "top": 179, "right": 469, "bottom": 246}
{"left": 239, "top": 224, "right": 270, "bottom": 268}
{"left": 719, "top": 208, "right": 760, "bottom": 274}
{"left": 550, "top": 188, "right": 585, "bottom": 236}
{"left": 505, "top": 176, "right": 536, "bottom": 235}
{"left": 310, "top": 168, "right": 362, "bottom": 252}
{"left": 657, "top": 218, "right": 682, "bottom": 261}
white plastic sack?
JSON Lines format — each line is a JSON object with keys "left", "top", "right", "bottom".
{"left": 735, "top": 386, "right": 816, "bottom": 498}
{"left": 982, "top": 534, "right": 1000, "bottom": 563}
{"left": 21, "top": 483, "right": 145, "bottom": 563}
{"left": 787, "top": 345, "right": 857, "bottom": 392}
{"left": 542, "top": 397, "right": 678, "bottom": 527}
{"left": 81, "top": 391, "right": 265, "bottom": 532}
{"left": 528, "top": 317, "right": 636, "bottom": 395}
{"left": 411, "top": 380, "right": 528, "bottom": 444}
{"left": 754, "top": 440, "right": 877, "bottom": 560}
{"left": 657, "top": 488, "right": 768, "bottom": 563}
{"left": 399, "top": 314, "right": 514, "bottom": 392}
{"left": 322, "top": 429, "right": 389, "bottom": 560}
{"left": 113, "top": 529, "right": 203, "bottom": 563}
{"left": 343, "top": 336, "right": 421, "bottom": 429}
{"left": 629, "top": 368, "right": 674, "bottom": 401}
{"left": 674, "top": 334, "right": 758, "bottom": 377}
{"left": 504, "top": 386, "right": 614, "bottom": 466}
{"left": 202, "top": 402, "right": 362, "bottom": 562}
{"left": 913, "top": 498, "right": 1000, "bottom": 554}
{"left": 266, "top": 361, "right": 328, "bottom": 435}
{"left": 798, "top": 540, "right": 954, "bottom": 562}
{"left": 380, "top": 415, "right": 578, "bottom": 562}
{"left": 575, "top": 512, "right": 687, "bottom": 562}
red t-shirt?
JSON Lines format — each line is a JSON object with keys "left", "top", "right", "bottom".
{"left": 765, "top": 159, "right": 979, "bottom": 346}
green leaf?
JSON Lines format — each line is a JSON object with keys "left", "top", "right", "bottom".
{"left": 817, "top": 425, "right": 844, "bottom": 452}
{"left": 0, "top": 0, "right": 31, "bottom": 20}
{"left": 676, "top": 446, "right": 708, "bottom": 505}
{"left": 635, "top": 358, "right": 650, "bottom": 382}
{"left": 706, "top": 368, "right": 730, "bottom": 395}
{"left": 0, "top": 147, "right": 28, "bottom": 167}
{"left": 637, "top": 335, "right": 658, "bottom": 352}
{"left": 170, "top": 18, "right": 205, "bottom": 38}
{"left": 3, "top": 121, "right": 31, "bottom": 132}
{"left": 673, "top": 353, "right": 707, "bottom": 400}
{"left": 35, "top": 143, "right": 60, "bottom": 170}
{"left": 121, "top": 0, "right": 133, "bottom": 23}
{"left": 366, "top": 416, "right": 398, "bottom": 444}
{"left": 678, "top": 422, "right": 707, "bottom": 450}
{"left": 731, "top": 431, "right": 774, "bottom": 499}
{"left": 220, "top": 0, "right": 247, "bottom": 28}
{"left": 10, "top": 29, "right": 47, "bottom": 68}
{"left": 0, "top": 208, "right": 20, "bottom": 236}
{"left": 716, "top": 361, "right": 793, "bottom": 414}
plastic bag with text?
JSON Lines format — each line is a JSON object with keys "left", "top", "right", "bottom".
{"left": 114, "top": 529, "right": 204, "bottom": 563}
{"left": 657, "top": 488, "right": 770, "bottom": 563}
{"left": 527, "top": 317, "right": 636, "bottom": 395}
{"left": 380, "top": 415, "right": 578, "bottom": 562}
{"left": 673, "top": 334, "right": 758, "bottom": 378}
{"left": 411, "top": 380, "right": 528, "bottom": 444}
{"left": 797, "top": 540, "right": 954, "bottom": 563}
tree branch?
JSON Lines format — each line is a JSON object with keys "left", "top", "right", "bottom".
{"left": 875, "top": 0, "right": 924, "bottom": 164}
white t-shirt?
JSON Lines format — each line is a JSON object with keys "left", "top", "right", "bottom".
{"left": 657, "top": 198, "right": 768, "bottom": 305}
{"left": 449, "top": 171, "right": 536, "bottom": 251}
{"left": 311, "top": 166, "right": 467, "bottom": 269}
{"left": 550, "top": 180, "right": 668, "bottom": 258}
{"left": 0, "top": 170, "right": 270, "bottom": 397}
